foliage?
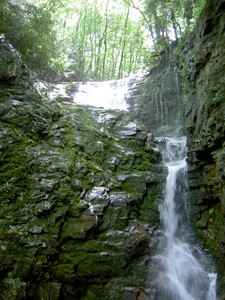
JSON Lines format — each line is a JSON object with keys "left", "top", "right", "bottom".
{"left": 46, "top": 0, "right": 150, "bottom": 80}
{"left": 0, "top": 0, "right": 207, "bottom": 80}
{"left": 0, "top": 1, "right": 62, "bottom": 80}
{"left": 126, "top": 0, "right": 206, "bottom": 63}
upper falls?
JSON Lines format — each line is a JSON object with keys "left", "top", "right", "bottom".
{"left": 40, "top": 70, "right": 148, "bottom": 111}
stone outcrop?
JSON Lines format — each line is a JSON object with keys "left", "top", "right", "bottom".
{"left": 0, "top": 35, "right": 161, "bottom": 299}
{"left": 181, "top": 0, "right": 225, "bottom": 296}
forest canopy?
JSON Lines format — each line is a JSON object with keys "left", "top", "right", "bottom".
{"left": 0, "top": 0, "right": 206, "bottom": 81}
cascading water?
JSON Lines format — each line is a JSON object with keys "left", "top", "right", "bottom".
{"left": 152, "top": 136, "right": 217, "bottom": 300}
{"left": 44, "top": 70, "right": 147, "bottom": 110}
{"left": 72, "top": 71, "right": 147, "bottom": 110}
{"left": 72, "top": 78, "right": 129, "bottom": 110}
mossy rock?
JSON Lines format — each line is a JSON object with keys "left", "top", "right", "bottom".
{"left": 0, "top": 40, "right": 161, "bottom": 299}
{"left": 81, "top": 290, "right": 99, "bottom": 300}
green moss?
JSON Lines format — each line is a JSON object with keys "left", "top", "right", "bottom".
{"left": 194, "top": 204, "right": 222, "bottom": 246}
{"left": 206, "top": 206, "right": 225, "bottom": 248}
{"left": 58, "top": 184, "right": 75, "bottom": 201}
{"left": 0, "top": 128, "right": 38, "bottom": 202}
{"left": 76, "top": 255, "right": 113, "bottom": 278}
{"left": 78, "top": 240, "right": 106, "bottom": 253}
{"left": 121, "top": 174, "right": 146, "bottom": 197}
{"left": 58, "top": 252, "right": 84, "bottom": 266}
{"left": 133, "top": 152, "right": 156, "bottom": 171}
{"left": 51, "top": 264, "right": 76, "bottom": 282}
{"left": 0, "top": 80, "right": 161, "bottom": 298}
{"left": 82, "top": 290, "right": 99, "bottom": 300}
{"left": 103, "top": 278, "right": 125, "bottom": 300}
{"left": 139, "top": 185, "right": 159, "bottom": 223}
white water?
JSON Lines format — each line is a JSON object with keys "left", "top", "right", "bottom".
{"left": 73, "top": 79, "right": 129, "bottom": 110}
{"left": 42, "top": 71, "right": 146, "bottom": 110}
{"left": 154, "top": 136, "right": 217, "bottom": 300}
{"left": 72, "top": 71, "right": 146, "bottom": 110}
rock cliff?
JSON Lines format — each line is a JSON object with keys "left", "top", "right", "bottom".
{"left": 127, "top": 0, "right": 225, "bottom": 297}
{"left": 0, "top": 35, "right": 161, "bottom": 299}
{"left": 182, "top": 0, "right": 225, "bottom": 296}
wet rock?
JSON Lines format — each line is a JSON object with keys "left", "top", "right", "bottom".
{"left": 119, "top": 121, "right": 138, "bottom": 136}
{"left": 181, "top": 0, "right": 225, "bottom": 295}
{"left": 62, "top": 210, "right": 98, "bottom": 240}
{"left": 85, "top": 187, "right": 110, "bottom": 207}
{"left": 117, "top": 173, "right": 147, "bottom": 199}
{"left": 136, "top": 131, "right": 148, "bottom": 146}
{"left": 126, "top": 43, "right": 181, "bottom": 135}
{"left": 123, "top": 286, "right": 147, "bottom": 300}
{"left": 0, "top": 34, "right": 22, "bottom": 80}
{"left": 29, "top": 226, "right": 43, "bottom": 234}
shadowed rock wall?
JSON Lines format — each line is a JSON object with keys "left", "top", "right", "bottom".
{"left": 182, "top": 0, "right": 225, "bottom": 296}
{"left": 126, "top": 0, "right": 225, "bottom": 296}
{"left": 126, "top": 42, "right": 182, "bottom": 136}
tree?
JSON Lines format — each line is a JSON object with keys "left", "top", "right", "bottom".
{"left": 0, "top": 0, "right": 63, "bottom": 79}
{"left": 0, "top": 0, "right": 207, "bottom": 80}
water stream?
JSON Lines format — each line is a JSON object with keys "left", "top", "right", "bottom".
{"left": 154, "top": 136, "right": 217, "bottom": 300}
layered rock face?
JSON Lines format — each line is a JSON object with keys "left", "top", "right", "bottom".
{"left": 125, "top": 0, "right": 225, "bottom": 296}
{"left": 126, "top": 42, "right": 182, "bottom": 136}
{"left": 182, "top": 0, "right": 225, "bottom": 295}
{"left": 0, "top": 35, "right": 161, "bottom": 299}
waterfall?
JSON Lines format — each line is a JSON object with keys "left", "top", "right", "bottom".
{"left": 44, "top": 70, "right": 147, "bottom": 110}
{"left": 72, "top": 71, "right": 147, "bottom": 110}
{"left": 152, "top": 136, "right": 217, "bottom": 300}
{"left": 44, "top": 72, "right": 217, "bottom": 299}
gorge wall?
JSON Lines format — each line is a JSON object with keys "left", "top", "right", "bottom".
{"left": 0, "top": 35, "right": 162, "bottom": 299}
{"left": 126, "top": 41, "right": 182, "bottom": 136}
{"left": 128, "top": 0, "right": 225, "bottom": 297}
{"left": 182, "top": 0, "right": 225, "bottom": 296}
